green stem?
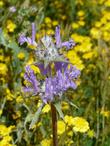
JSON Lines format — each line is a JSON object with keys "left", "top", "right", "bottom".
{"left": 51, "top": 103, "right": 58, "bottom": 146}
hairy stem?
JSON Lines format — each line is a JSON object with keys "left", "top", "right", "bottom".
{"left": 51, "top": 103, "right": 58, "bottom": 146}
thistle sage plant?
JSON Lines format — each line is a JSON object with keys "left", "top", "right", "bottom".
{"left": 19, "top": 23, "right": 80, "bottom": 146}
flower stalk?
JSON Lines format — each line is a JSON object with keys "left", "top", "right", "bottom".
{"left": 51, "top": 103, "right": 58, "bottom": 146}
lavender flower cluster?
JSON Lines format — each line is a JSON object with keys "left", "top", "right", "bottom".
{"left": 42, "top": 65, "right": 80, "bottom": 103}
{"left": 19, "top": 23, "right": 80, "bottom": 103}
{"left": 23, "top": 64, "right": 80, "bottom": 103}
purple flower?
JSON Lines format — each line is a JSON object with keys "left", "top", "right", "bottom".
{"left": 35, "top": 62, "right": 68, "bottom": 75}
{"left": 31, "top": 23, "right": 36, "bottom": 44}
{"left": 35, "top": 63, "right": 51, "bottom": 75}
{"left": 18, "top": 23, "right": 37, "bottom": 47}
{"left": 55, "top": 26, "right": 75, "bottom": 50}
{"left": 42, "top": 78, "right": 54, "bottom": 103}
{"left": 23, "top": 64, "right": 80, "bottom": 103}
{"left": 21, "top": 24, "right": 80, "bottom": 104}
{"left": 42, "top": 65, "right": 80, "bottom": 103}
{"left": 23, "top": 66, "right": 39, "bottom": 95}
{"left": 61, "top": 39, "right": 75, "bottom": 50}
{"left": 9, "top": 6, "right": 16, "bottom": 12}
{"left": 54, "top": 62, "right": 68, "bottom": 71}
{"left": 55, "top": 26, "right": 62, "bottom": 48}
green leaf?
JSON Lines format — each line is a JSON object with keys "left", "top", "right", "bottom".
{"left": 0, "top": 30, "right": 8, "bottom": 47}
{"left": 29, "top": 103, "right": 44, "bottom": 129}
{"left": 24, "top": 113, "right": 33, "bottom": 128}
{"left": 67, "top": 100, "right": 79, "bottom": 109}
{"left": 8, "top": 41, "right": 21, "bottom": 54}
{"left": 54, "top": 102, "right": 64, "bottom": 120}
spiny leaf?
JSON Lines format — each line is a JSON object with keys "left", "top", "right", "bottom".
{"left": 54, "top": 101, "right": 64, "bottom": 120}
{"left": 24, "top": 113, "right": 33, "bottom": 128}
{"left": 67, "top": 101, "right": 79, "bottom": 109}
{"left": 29, "top": 103, "right": 44, "bottom": 129}
{"left": 0, "top": 30, "right": 8, "bottom": 47}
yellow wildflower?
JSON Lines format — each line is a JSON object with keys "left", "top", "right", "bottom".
{"left": 5, "top": 88, "right": 14, "bottom": 101}
{"left": 94, "top": 21, "right": 102, "bottom": 28}
{"left": 42, "top": 104, "right": 50, "bottom": 113}
{"left": 77, "top": 10, "right": 85, "bottom": 17}
{"left": 0, "top": 1, "right": 4, "bottom": 7}
{"left": 72, "top": 117, "right": 90, "bottom": 133}
{"left": 44, "top": 17, "right": 52, "bottom": 24}
{"left": 103, "top": 11, "right": 110, "bottom": 20}
{"left": 67, "top": 131, "right": 73, "bottom": 137}
{"left": 26, "top": 56, "right": 34, "bottom": 65}
{"left": 98, "top": 0, "right": 106, "bottom": 4}
{"left": 0, "top": 63, "right": 8, "bottom": 75}
{"left": 105, "top": 0, "right": 110, "bottom": 7}
{"left": 64, "top": 115, "right": 74, "bottom": 126}
{"left": 67, "top": 50, "right": 84, "bottom": 70}
{"left": 82, "top": 51, "right": 96, "bottom": 59}
{"left": 20, "top": 72, "right": 24, "bottom": 78}
{"left": 90, "top": 28, "right": 100, "bottom": 39}
{"left": 100, "top": 110, "right": 110, "bottom": 118}
{"left": 57, "top": 120, "right": 66, "bottom": 135}
{"left": 7, "top": 20, "right": 16, "bottom": 32}
{"left": 75, "top": 40, "right": 92, "bottom": 53}
{"left": 87, "top": 129, "right": 95, "bottom": 138}
{"left": 16, "top": 95, "right": 23, "bottom": 103}
{"left": 71, "top": 33, "right": 84, "bottom": 43}
{"left": 28, "top": 44, "right": 36, "bottom": 49}
{"left": 30, "top": 65, "right": 40, "bottom": 73}
{"left": 100, "top": 17, "right": 107, "bottom": 24}
{"left": 0, "top": 125, "right": 15, "bottom": 146}
{"left": 47, "top": 29, "right": 54, "bottom": 35}
{"left": 0, "top": 55, "right": 4, "bottom": 61}
{"left": 78, "top": 20, "right": 85, "bottom": 26}
{"left": 0, "top": 135, "right": 12, "bottom": 146}
{"left": 52, "top": 20, "right": 58, "bottom": 26}
{"left": 71, "top": 23, "right": 79, "bottom": 29}
{"left": 41, "top": 138, "right": 52, "bottom": 146}
{"left": 103, "top": 31, "right": 110, "bottom": 41}
{"left": 0, "top": 109, "right": 3, "bottom": 116}
{"left": 36, "top": 33, "right": 40, "bottom": 40}
{"left": 103, "top": 23, "right": 110, "bottom": 31}
{"left": 17, "top": 52, "right": 25, "bottom": 60}
{"left": 0, "top": 125, "right": 15, "bottom": 136}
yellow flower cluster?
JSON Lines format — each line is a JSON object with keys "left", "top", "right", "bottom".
{"left": 39, "top": 17, "right": 59, "bottom": 37}
{"left": 0, "top": 0, "right": 4, "bottom": 7}
{"left": 57, "top": 115, "right": 90, "bottom": 135}
{"left": 72, "top": 10, "right": 85, "bottom": 29}
{"left": 6, "top": 20, "right": 16, "bottom": 33}
{"left": 57, "top": 120, "right": 66, "bottom": 135}
{"left": 0, "top": 125, "right": 15, "bottom": 146}
{"left": 100, "top": 109, "right": 110, "bottom": 118}
{"left": 17, "top": 52, "right": 25, "bottom": 60}
{"left": 67, "top": 50, "right": 84, "bottom": 70}
{"left": 65, "top": 115, "right": 90, "bottom": 133}
{"left": 90, "top": 9, "right": 110, "bottom": 42}
{"left": 72, "top": 117, "right": 90, "bottom": 133}
{"left": 0, "top": 63, "right": 8, "bottom": 76}
{"left": 5, "top": 88, "right": 14, "bottom": 101}
{"left": 41, "top": 138, "right": 52, "bottom": 146}
{"left": 42, "top": 104, "right": 50, "bottom": 113}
